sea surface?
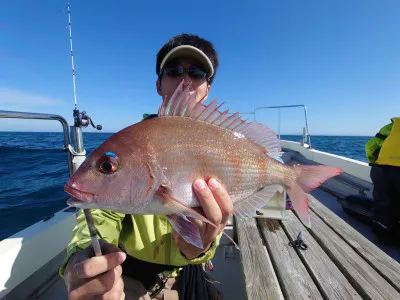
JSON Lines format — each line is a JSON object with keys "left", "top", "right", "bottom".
{"left": 0, "top": 132, "right": 371, "bottom": 241}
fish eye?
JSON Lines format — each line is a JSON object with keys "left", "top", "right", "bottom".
{"left": 101, "top": 161, "right": 113, "bottom": 172}
{"left": 98, "top": 153, "right": 119, "bottom": 174}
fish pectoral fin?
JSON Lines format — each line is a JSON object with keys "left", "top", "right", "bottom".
{"left": 233, "top": 184, "right": 282, "bottom": 217}
{"left": 157, "top": 187, "right": 241, "bottom": 251}
{"left": 156, "top": 187, "right": 217, "bottom": 249}
{"left": 156, "top": 186, "right": 216, "bottom": 227}
{"left": 167, "top": 214, "right": 203, "bottom": 249}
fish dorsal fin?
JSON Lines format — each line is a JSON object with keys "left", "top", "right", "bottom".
{"left": 158, "top": 80, "right": 282, "bottom": 157}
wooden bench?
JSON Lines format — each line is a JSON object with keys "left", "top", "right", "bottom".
{"left": 235, "top": 193, "right": 400, "bottom": 300}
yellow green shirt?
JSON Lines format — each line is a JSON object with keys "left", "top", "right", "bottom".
{"left": 59, "top": 209, "right": 221, "bottom": 277}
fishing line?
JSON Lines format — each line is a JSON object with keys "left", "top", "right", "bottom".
{"left": 67, "top": 2, "right": 78, "bottom": 110}
{"left": 67, "top": 1, "right": 102, "bottom": 256}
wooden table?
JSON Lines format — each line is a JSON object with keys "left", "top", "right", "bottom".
{"left": 236, "top": 194, "right": 400, "bottom": 300}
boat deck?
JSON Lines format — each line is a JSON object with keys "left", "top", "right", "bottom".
{"left": 28, "top": 191, "right": 400, "bottom": 300}
{"left": 236, "top": 191, "right": 400, "bottom": 300}
{"left": 3, "top": 145, "right": 400, "bottom": 300}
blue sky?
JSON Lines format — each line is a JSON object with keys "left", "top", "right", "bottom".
{"left": 1, "top": 0, "right": 399, "bottom": 136}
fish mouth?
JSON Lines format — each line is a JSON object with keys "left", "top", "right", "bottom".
{"left": 66, "top": 196, "right": 86, "bottom": 207}
{"left": 64, "top": 184, "right": 95, "bottom": 205}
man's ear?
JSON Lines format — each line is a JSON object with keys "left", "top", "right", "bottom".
{"left": 199, "top": 84, "right": 211, "bottom": 103}
{"left": 156, "top": 79, "right": 162, "bottom": 96}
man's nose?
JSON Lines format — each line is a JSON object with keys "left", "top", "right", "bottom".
{"left": 182, "top": 72, "right": 191, "bottom": 83}
{"left": 182, "top": 77, "right": 192, "bottom": 88}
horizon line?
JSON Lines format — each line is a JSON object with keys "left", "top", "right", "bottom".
{"left": 0, "top": 130, "right": 373, "bottom": 137}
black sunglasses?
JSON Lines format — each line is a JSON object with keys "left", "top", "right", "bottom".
{"left": 162, "top": 64, "right": 209, "bottom": 80}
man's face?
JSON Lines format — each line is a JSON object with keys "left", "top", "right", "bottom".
{"left": 157, "top": 57, "right": 211, "bottom": 103}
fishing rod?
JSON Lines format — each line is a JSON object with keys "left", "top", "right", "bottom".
{"left": 67, "top": 2, "right": 103, "bottom": 257}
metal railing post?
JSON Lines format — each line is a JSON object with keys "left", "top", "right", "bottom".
{"left": 0, "top": 110, "right": 73, "bottom": 175}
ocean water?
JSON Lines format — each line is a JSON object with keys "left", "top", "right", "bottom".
{"left": 0, "top": 132, "right": 371, "bottom": 241}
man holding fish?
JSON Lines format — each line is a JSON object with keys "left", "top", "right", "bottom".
{"left": 61, "top": 34, "right": 234, "bottom": 300}
{"left": 61, "top": 33, "right": 342, "bottom": 299}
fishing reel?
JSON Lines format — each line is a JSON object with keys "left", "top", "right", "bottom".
{"left": 73, "top": 109, "right": 102, "bottom": 130}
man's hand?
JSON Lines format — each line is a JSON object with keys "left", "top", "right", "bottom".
{"left": 64, "top": 239, "right": 127, "bottom": 299}
{"left": 173, "top": 178, "right": 233, "bottom": 259}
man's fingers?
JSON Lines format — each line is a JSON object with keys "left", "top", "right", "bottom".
{"left": 177, "top": 178, "right": 233, "bottom": 256}
{"left": 193, "top": 179, "right": 222, "bottom": 226}
{"left": 81, "top": 240, "right": 122, "bottom": 258}
{"left": 99, "top": 239, "right": 124, "bottom": 255}
{"left": 70, "top": 266, "right": 123, "bottom": 298}
{"left": 208, "top": 178, "right": 233, "bottom": 226}
{"left": 93, "top": 277, "right": 124, "bottom": 300}
{"left": 74, "top": 252, "right": 126, "bottom": 279}
{"left": 193, "top": 179, "right": 221, "bottom": 242}
{"left": 187, "top": 208, "right": 206, "bottom": 234}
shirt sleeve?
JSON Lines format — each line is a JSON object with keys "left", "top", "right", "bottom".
{"left": 365, "top": 137, "right": 381, "bottom": 163}
{"left": 59, "top": 208, "right": 125, "bottom": 277}
{"left": 184, "top": 232, "right": 223, "bottom": 265}
{"left": 365, "top": 123, "right": 392, "bottom": 163}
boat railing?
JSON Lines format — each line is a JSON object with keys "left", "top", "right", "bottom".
{"left": 0, "top": 110, "right": 74, "bottom": 175}
{"left": 253, "top": 105, "right": 311, "bottom": 148}
{"left": 233, "top": 105, "right": 311, "bottom": 147}
{"left": 0, "top": 110, "right": 80, "bottom": 299}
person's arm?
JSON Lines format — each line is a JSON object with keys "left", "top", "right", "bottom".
{"left": 180, "top": 232, "right": 223, "bottom": 264}
{"left": 366, "top": 137, "right": 382, "bottom": 163}
{"left": 365, "top": 123, "right": 392, "bottom": 163}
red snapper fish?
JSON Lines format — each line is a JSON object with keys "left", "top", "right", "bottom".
{"left": 65, "top": 81, "right": 343, "bottom": 248}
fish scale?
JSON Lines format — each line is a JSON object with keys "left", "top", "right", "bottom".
{"left": 146, "top": 120, "right": 271, "bottom": 207}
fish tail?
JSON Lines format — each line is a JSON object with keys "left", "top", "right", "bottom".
{"left": 287, "top": 165, "right": 343, "bottom": 226}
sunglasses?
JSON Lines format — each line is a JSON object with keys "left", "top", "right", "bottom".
{"left": 162, "top": 64, "right": 209, "bottom": 80}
